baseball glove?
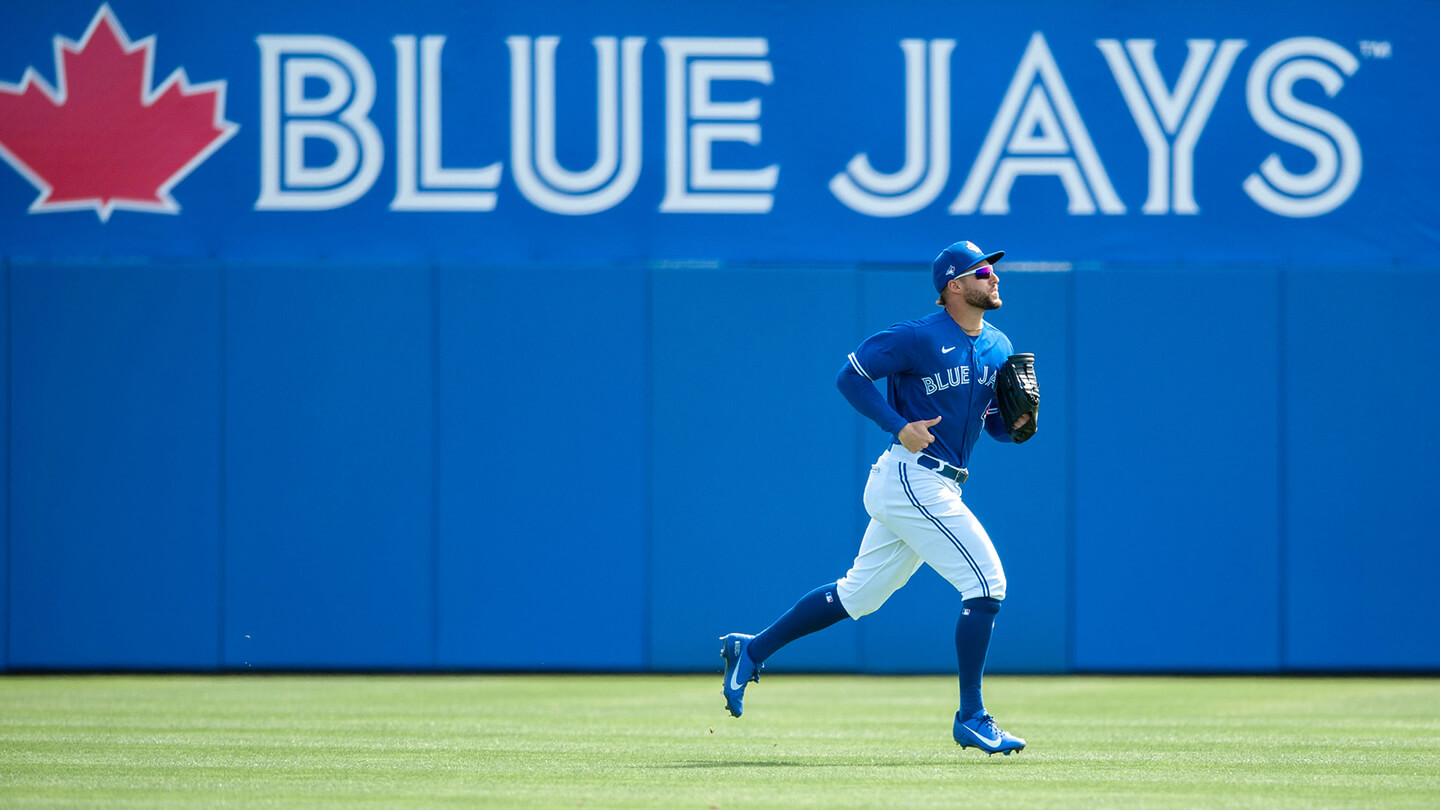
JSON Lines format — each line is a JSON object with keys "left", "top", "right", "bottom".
{"left": 995, "top": 353, "right": 1039, "bottom": 443}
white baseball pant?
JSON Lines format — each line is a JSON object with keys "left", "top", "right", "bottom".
{"left": 835, "top": 445, "right": 1006, "bottom": 617}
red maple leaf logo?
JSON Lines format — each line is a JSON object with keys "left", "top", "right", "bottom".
{"left": 0, "top": 4, "right": 237, "bottom": 221}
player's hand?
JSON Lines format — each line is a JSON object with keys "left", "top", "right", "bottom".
{"left": 898, "top": 416, "right": 942, "bottom": 453}
{"left": 1011, "top": 413, "right": 1031, "bottom": 431}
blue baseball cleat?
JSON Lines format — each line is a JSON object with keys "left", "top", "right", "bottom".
{"left": 953, "top": 710, "right": 1026, "bottom": 755}
{"left": 719, "top": 633, "right": 761, "bottom": 717}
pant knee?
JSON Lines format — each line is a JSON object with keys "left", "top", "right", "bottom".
{"left": 984, "top": 573, "right": 1006, "bottom": 602}
{"left": 834, "top": 578, "right": 888, "bottom": 619}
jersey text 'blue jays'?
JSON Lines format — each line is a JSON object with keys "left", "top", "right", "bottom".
{"left": 840, "top": 309, "right": 1015, "bottom": 470}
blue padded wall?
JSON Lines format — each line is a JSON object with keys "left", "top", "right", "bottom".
{"left": 1072, "top": 269, "right": 1282, "bottom": 672}
{"left": 2, "top": 260, "right": 1437, "bottom": 673}
{"left": 648, "top": 266, "right": 863, "bottom": 672}
{"left": 1282, "top": 269, "right": 1440, "bottom": 670}
{"left": 434, "top": 265, "right": 649, "bottom": 670}
{"left": 3, "top": 0, "right": 1440, "bottom": 676}
{"left": 0, "top": 261, "right": 8, "bottom": 672}
{"left": 223, "top": 266, "right": 434, "bottom": 669}
{"left": 8, "top": 262, "right": 222, "bottom": 669}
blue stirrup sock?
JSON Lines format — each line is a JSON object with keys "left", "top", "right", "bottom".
{"left": 747, "top": 582, "right": 850, "bottom": 664}
{"left": 956, "top": 597, "right": 1003, "bottom": 718}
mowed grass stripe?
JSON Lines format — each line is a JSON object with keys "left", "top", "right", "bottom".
{"left": 0, "top": 675, "right": 1436, "bottom": 809}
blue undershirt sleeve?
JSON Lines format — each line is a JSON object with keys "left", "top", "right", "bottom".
{"left": 837, "top": 364, "right": 909, "bottom": 436}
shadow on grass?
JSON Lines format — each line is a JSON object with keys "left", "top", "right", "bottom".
{"left": 662, "top": 761, "right": 879, "bottom": 769}
{"left": 660, "top": 758, "right": 1002, "bottom": 769}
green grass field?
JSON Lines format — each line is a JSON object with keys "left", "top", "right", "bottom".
{"left": 1, "top": 674, "right": 1437, "bottom": 809}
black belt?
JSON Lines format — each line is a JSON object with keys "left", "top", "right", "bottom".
{"left": 916, "top": 455, "right": 968, "bottom": 484}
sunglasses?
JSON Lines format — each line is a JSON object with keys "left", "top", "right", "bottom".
{"left": 954, "top": 265, "right": 993, "bottom": 279}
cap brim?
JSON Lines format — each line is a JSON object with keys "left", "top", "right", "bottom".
{"left": 965, "top": 250, "right": 1005, "bottom": 271}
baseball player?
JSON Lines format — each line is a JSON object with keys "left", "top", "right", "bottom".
{"left": 719, "top": 239, "right": 1040, "bottom": 755}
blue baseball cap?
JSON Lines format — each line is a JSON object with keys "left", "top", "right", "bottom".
{"left": 932, "top": 240, "right": 1005, "bottom": 292}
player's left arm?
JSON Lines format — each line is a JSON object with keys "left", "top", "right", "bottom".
{"left": 983, "top": 405, "right": 1017, "bottom": 442}
{"left": 984, "top": 334, "right": 1036, "bottom": 442}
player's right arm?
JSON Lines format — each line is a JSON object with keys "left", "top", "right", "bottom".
{"left": 836, "top": 324, "right": 940, "bottom": 451}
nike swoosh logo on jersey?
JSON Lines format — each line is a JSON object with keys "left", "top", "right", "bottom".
{"left": 941, "top": 346, "right": 956, "bottom": 354}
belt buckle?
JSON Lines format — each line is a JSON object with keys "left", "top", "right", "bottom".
{"left": 919, "top": 454, "right": 966, "bottom": 484}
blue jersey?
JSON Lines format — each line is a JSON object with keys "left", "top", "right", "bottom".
{"left": 838, "top": 310, "right": 1015, "bottom": 469}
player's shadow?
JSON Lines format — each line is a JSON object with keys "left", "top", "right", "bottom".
{"left": 661, "top": 760, "right": 925, "bottom": 769}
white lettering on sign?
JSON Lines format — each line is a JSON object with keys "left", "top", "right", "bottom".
{"left": 951, "top": 32, "right": 1123, "bottom": 216}
{"left": 659, "top": 37, "right": 778, "bottom": 213}
{"left": 1243, "top": 37, "right": 1362, "bottom": 218}
{"left": 829, "top": 39, "right": 955, "bottom": 217}
{"left": 1097, "top": 38, "right": 1247, "bottom": 214}
{"left": 243, "top": 31, "right": 1369, "bottom": 220}
{"left": 1358, "top": 41, "right": 1391, "bottom": 59}
{"left": 508, "top": 35, "right": 645, "bottom": 215}
{"left": 391, "top": 35, "right": 502, "bottom": 211}
{"left": 256, "top": 36, "right": 383, "bottom": 210}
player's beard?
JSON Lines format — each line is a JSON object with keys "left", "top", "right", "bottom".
{"left": 964, "top": 286, "right": 1002, "bottom": 310}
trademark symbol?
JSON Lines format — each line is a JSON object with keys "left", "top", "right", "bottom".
{"left": 1359, "top": 41, "right": 1392, "bottom": 59}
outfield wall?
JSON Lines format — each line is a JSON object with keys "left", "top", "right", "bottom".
{"left": 3, "top": 261, "right": 1438, "bottom": 674}
{"left": 2, "top": 0, "right": 1438, "bottom": 673}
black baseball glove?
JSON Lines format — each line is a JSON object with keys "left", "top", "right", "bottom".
{"left": 995, "top": 353, "right": 1039, "bottom": 443}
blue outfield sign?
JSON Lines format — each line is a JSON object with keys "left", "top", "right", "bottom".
{"left": 0, "top": 1, "right": 1436, "bottom": 266}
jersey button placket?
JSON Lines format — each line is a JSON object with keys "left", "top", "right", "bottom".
{"left": 958, "top": 333, "right": 977, "bottom": 466}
